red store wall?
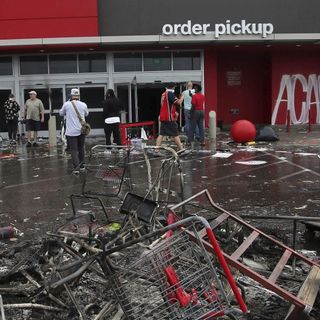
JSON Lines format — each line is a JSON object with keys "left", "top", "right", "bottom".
{"left": 203, "top": 49, "right": 218, "bottom": 126}
{"left": 0, "top": 0, "right": 98, "bottom": 39}
{"left": 217, "top": 52, "right": 271, "bottom": 126}
{"left": 271, "top": 50, "right": 320, "bottom": 125}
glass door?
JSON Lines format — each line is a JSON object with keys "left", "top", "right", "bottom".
{"left": 66, "top": 85, "right": 106, "bottom": 129}
{"left": 115, "top": 83, "right": 133, "bottom": 123}
{"left": 22, "top": 86, "right": 64, "bottom": 132}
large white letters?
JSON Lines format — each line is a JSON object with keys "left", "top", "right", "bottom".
{"left": 272, "top": 74, "right": 320, "bottom": 125}
{"left": 162, "top": 20, "right": 273, "bottom": 38}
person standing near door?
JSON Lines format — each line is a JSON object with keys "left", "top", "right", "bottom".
{"left": 188, "top": 84, "right": 206, "bottom": 146}
{"left": 23, "top": 90, "right": 45, "bottom": 147}
{"left": 59, "top": 88, "right": 89, "bottom": 174}
{"left": 4, "top": 93, "right": 20, "bottom": 145}
{"left": 181, "top": 81, "right": 194, "bottom": 137}
{"left": 102, "top": 89, "right": 121, "bottom": 146}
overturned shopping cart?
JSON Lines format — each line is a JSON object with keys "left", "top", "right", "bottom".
{"left": 104, "top": 216, "right": 248, "bottom": 320}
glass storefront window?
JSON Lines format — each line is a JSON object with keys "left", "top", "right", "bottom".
{"left": 79, "top": 53, "right": 107, "bottom": 73}
{"left": 49, "top": 54, "right": 77, "bottom": 74}
{"left": 114, "top": 53, "right": 142, "bottom": 72}
{"left": 50, "top": 88, "right": 64, "bottom": 110}
{"left": 173, "top": 52, "right": 201, "bottom": 70}
{"left": 0, "top": 57, "right": 12, "bottom": 75}
{"left": 20, "top": 56, "right": 48, "bottom": 75}
{"left": 144, "top": 52, "right": 171, "bottom": 71}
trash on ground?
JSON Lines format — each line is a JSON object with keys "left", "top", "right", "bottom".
{"left": 235, "top": 160, "right": 267, "bottom": 165}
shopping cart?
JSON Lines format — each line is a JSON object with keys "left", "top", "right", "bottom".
{"left": 82, "top": 145, "right": 133, "bottom": 197}
{"left": 142, "top": 146, "right": 185, "bottom": 214}
{"left": 105, "top": 216, "right": 248, "bottom": 320}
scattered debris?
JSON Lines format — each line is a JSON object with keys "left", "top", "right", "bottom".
{"left": 235, "top": 160, "right": 267, "bottom": 165}
{"left": 212, "top": 152, "right": 233, "bottom": 158}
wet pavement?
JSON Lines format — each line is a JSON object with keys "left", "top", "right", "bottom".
{"left": 0, "top": 128, "right": 320, "bottom": 320}
{"left": 0, "top": 129, "right": 320, "bottom": 250}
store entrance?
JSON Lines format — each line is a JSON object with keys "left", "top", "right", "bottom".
{"left": 115, "top": 83, "right": 166, "bottom": 123}
{"left": 115, "top": 82, "right": 188, "bottom": 125}
{"left": 137, "top": 84, "right": 165, "bottom": 122}
{"left": 22, "top": 87, "right": 63, "bottom": 132}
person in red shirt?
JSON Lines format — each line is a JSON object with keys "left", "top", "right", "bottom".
{"left": 188, "top": 84, "right": 205, "bottom": 146}
{"left": 156, "top": 83, "right": 184, "bottom": 150}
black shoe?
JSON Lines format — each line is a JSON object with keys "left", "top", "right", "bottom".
{"left": 72, "top": 169, "right": 80, "bottom": 175}
{"left": 33, "top": 142, "right": 38, "bottom": 147}
{"left": 26, "top": 141, "right": 32, "bottom": 147}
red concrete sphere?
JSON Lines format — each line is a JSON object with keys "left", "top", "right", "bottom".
{"left": 230, "top": 120, "right": 256, "bottom": 143}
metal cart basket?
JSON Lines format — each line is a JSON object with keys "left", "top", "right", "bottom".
{"left": 82, "top": 145, "right": 133, "bottom": 197}
{"left": 107, "top": 216, "right": 247, "bottom": 320}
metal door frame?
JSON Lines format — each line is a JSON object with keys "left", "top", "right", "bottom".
{"left": 115, "top": 82, "right": 133, "bottom": 123}
{"left": 20, "top": 84, "right": 65, "bottom": 114}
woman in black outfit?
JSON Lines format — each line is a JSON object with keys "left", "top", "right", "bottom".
{"left": 4, "top": 93, "right": 20, "bottom": 144}
{"left": 102, "top": 89, "right": 122, "bottom": 145}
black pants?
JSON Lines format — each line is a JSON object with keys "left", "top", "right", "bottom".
{"left": 66, "top": 134, "right": 86, "bottom": 169}
{"left": 7, "top": 119, "right": 18, "bottom": 140}
{"left": 104, "top": 123, "right": 121, "bottom": 146}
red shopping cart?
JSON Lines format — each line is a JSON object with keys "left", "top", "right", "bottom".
{"left": 105, "top": 216, "right": 248, "bottom": 320}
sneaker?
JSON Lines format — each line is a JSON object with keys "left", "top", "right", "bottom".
{"left": 72, "top": 170, "right": 80, "bottom": 175}
{"left": 79, "top": 165, "right": 86, "bottom": 172}
{"left": 26, "top": 141, "right": 32, "bottom": 147}
{"left": 33, "top": 142, "right": 38, "bottom": 147}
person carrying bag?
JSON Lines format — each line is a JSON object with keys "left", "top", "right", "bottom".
{"left": 71, "top": 100, "right": 91, "bottom": 136}
{"left": 59, "top": 88, "right": 89, "bottom": 174}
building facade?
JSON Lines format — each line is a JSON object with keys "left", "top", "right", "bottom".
{"left": 1, "top": 0, "right": 320, "bottom": 135}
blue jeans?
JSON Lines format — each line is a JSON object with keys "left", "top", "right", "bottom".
{"left": 188, "top": 110, "right": 205, "bottom": 143}
{"left": 184, "top": 109, "right": 199, "bottom": 139}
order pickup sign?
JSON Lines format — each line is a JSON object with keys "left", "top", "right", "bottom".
{"left": 162, "top": 20, "right": 274, "bottom": 38}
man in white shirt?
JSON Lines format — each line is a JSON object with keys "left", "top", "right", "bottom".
{"left": 59, "top": 88, "right": 89, "bottom": 174}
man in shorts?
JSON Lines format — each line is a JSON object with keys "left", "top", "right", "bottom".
{"left": 24, "top": 90, "right": 45, "bottom": 147}
{"left": 156, "top": 83, "right": 184, "bottom": 150}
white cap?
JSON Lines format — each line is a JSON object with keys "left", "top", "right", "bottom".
{"left": 28, "top": 90, "right": 37, "bottom": 95}
{"left": 71, "top": 88, "right": 80, "bottom": 96}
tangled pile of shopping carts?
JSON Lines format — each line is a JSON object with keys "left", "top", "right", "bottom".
{"left": 0, "top": 145, "right": 248, "bottom": 320}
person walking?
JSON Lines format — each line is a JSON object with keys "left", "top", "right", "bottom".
{"left": 102, "top": 89, "right": 121, "bottom": 146}
{"left": 181, "top": 81, "right": 194, "bottom": 137}
{"left": 188, "top": 84, "right": 205, "bottom": 146}
{"left": 156, "top": 83, "right": 184, "bottom": 151}
{"left": 23, "top": 90, "right": 44, "bottom": 147}
{"left": 59, "top": 88, "right": 89, "bottom": 174}
{"left": 3, "top": 93, "right": 20, "bottom": 145}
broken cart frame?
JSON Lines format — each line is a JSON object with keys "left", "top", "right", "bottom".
{"left": 170, "top": 189, "right": 320, "bottom": 320}
{"left": 49, "top": 216, "right": 248, "bottom": 319}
